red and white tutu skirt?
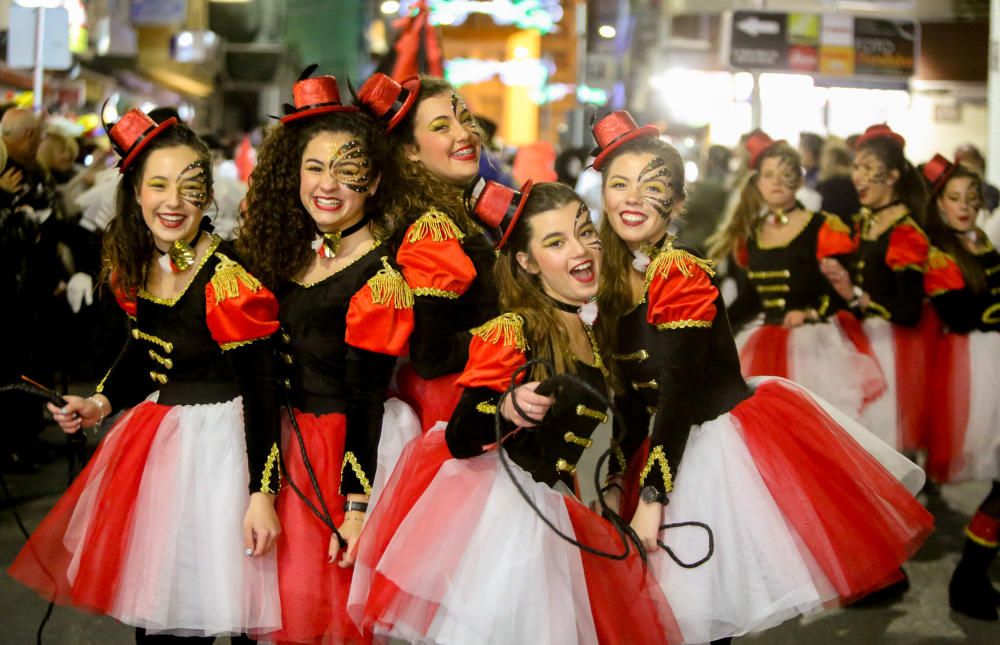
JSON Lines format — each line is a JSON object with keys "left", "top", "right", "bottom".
{"left": 927, "top": 330, "right": 1000, "bottom": 483}
{"left": 348, "top": 429, "right": 682, "bottom": 645}
{"left": 737, "top": 311, "right": 886, "bottom": 419}
{"left": 271, "top": 398, "right": 419, "bottom": 644}
{"left": 7, "top": 396, "right": 281, "bottom": 637}
{"left": 643, "top": 378, "right": 932, "bottom": 643}
{"left": 394, "top": 363, "right": 462, "bottom": 432}
{"left": 858, "top": 316, "right": 934, "bottom": 451}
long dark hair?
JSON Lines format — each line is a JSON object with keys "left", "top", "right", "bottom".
{"left": 375, "top": 75, "right": 483, "bottom": 237}
{"left": 101, "top": 123, "right": 213, "bottom": 296}
{"left": 492, "top": 182, "right": 613, "bottom": 387}
{"left": 237, "top": 111, "right": 387, "bottom": 288}
{"left": 856, "top": 135, "right": 928, "bottom": 224}
{"left": 925, "top": 163, "right": 987, "bottom": 295}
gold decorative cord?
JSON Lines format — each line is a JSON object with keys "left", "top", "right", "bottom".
{"left": 657, "top": 319, "right": 712, "bottom": 330}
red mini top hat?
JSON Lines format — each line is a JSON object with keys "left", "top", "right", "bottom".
{"left": 280, "top": 65, "right": 358, "bottom": 124}
{"left": 107, "top": 107, "right": 178, "bottom": 174}
{"left": 745, "top": 130, "right": 786, "bottom": 170}
{"left": 469, "top": 176, "right": 534, "bottom": 250}
{"left": 590, "top": 111, "right": 659, "bottom": 171}
{"left": 855, "top": 124, "right": 906, "bottom": 151}
{"left": 923, "top": 153, "right": 957, "bottom": 194}
{"left": 356, "top": 73, "right": 421, "bottom": 133}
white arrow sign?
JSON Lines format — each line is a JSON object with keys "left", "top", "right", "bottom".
{"left": 737, "top": 16, "right": 781, "bottom": 38}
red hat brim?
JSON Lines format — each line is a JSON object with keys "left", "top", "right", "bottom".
{"left": 119, "top": 117, "right": 179, "bottom": 174}
{"left": 387, "top": 76, "right": 421, "bottom": 133}
{"left": 749, "top": 139, "right": 787, "bottom": 171}
{"left": 280, "top": 104, "right": 360, "bottom": 124}
{"left": 592, "top": 125, "right": 660, "bottom": 171}
{"left": 497, "top": 179, "right": 534, "bottom": 250}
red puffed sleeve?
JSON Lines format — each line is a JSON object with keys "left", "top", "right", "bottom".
{"left": 885, "top": 220, "right": 929, "bottom": 272}
{"left": 816, "top": 213, "right": 855, "bottom": 259}
{"left": 110, "top": 272, "right": 137, "bottom": 318}
{"left": 924, "top": 247, "right": 966, "bottom": 296}
{"left": 396, "top": 210, "right": 478, "bottom": 298}
{"left": 345, "top": 257, "right": 415, "bottom": 356}
{"left": 204, "top": 252, "right": 280, "bottom": 349}
{"left": 733, "top": 239, "right": 750, "bottom": 269}
{"left": 645, "top": 247, "right": 719, "bottom": 330}
{"left": 456, "top": 313, "right": 528, "bottom": 392}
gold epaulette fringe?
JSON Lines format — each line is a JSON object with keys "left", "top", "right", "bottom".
{"left": 211, "top": 253, "right": 262, "bottom": 303}
{"left": 470, "top": 312, "right": 528, "bottom": 352}
{"left": 927, "top": 246, "right": 954, "bottom": 270}
{"left": 406, "top": 209, "right": 465, "bottom": 243}
{"left": 646, "top": 239, "right": 716, "bottom": 290}
{"left": 368, "top": 257, "right": 414, "bottom": 309}
{"left": 821, "top": 212, "right": 852, "bottom": 234}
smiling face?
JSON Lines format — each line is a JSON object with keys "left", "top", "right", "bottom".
{"left": 138, "top": 145, "right": 209, "bottom": 249}
{"left": 852, "top": 148, "right": 898, "bottom": 208}
{"left": 516, "top": 200, "right": 601, "bottom": 306}
{"left": 405, "top": 91, "right": 482, "bottom": 185}
{"left": 299, "top": 130, "right": 378, "bottom": 233}
{"left": 937, "top": 175, "right": 981, "bottom": 232}
{"left": 756, "top": 155, "right": 800, "bottom": 211}
{"left": 602, "top": 151, "right": 678, "bottom": 250}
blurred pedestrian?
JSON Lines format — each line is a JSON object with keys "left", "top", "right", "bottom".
{"left": 817, "top": 138, "right": 861, "bottom": 223}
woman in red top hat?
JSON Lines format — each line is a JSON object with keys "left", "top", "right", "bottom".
{"left": 238, "top": 66, "right": 418, "bottom": 643}
{"left": 592, "top": 111, "right": 933, "bottom": 643}
{"left": 348, "top": 178, "right": 681, "bottom": 644}
{"left": 919, "top": 154, "right": 1000, "bottom": 620}
{"left": 708, "top": 131, "right": 886, "bottom": 420}
{"left": 820, "top": 124, "right": 933, "bottom": 453}
{"left": 8, "top": 108, "right": 284, "bottom": 640}
{"left": 354, "top": 73, "right": 500, "bottom": 434}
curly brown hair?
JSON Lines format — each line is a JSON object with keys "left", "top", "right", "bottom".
{"left": 100, "top": 123, "right": 213, "bottom": 296}
{"left": 373, "top": 75, "right": 482, "bottom": 237}
{"left": 237, "top": 111, "right": 388, "bottom": 288}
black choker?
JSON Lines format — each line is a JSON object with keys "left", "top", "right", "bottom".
{"left": 758, "top": 200, "right": 805, "bottom": 226}
{"left": 155, "top": 227, "right": 203, "bottom": 273}
{"left": 313, "top": 214, "right": 370, "bottom": 258}
{"left": 541, "top": 292, "right": 599, "bottom": 326}
{"left": 860, "top": 200, "right": 903, "bottom": 236}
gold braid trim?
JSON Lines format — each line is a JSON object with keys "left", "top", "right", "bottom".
{"left": 412, "top": 287, "right": 461, "bottom": 299}
{"left": 611, "top": 441, "right": 627, "bottom": 473}
{"left": 131, "top": 328, "right": 174, "bottom": 353}
{"left": 817, "top": 294, "right": 831, "bottom": 317}
{"left": 475, "top": 400, "right": 498, "bottom": 415}
{"left": 986, "top": 264, "right": 1000, "bottom": 276}
{"left": 657, "top": 319, "right": 712, "bottom": 330}
{"left": 210, "top": 253, "right": 263, "bottom": 303}
{"left": 639, "top": 444, "right": 674, "bottom": 493}
{"left": 220, "top": 337, "right": 267, "bottom": 352}
{"left": 982, "top": 303, "right": 1000, "bottom": 325}
{"left": 470, "top": 312, "right": 529, "bottom": 351}
{"left": 927, "top": 246, "right": 955, "bottom": 270}
{"left": 748, "top": 269, "right": 790, "bottom": 279}
{"left": 866, "top": 300, "right": 892, "bottom": 320}
{"left": 368, "top": 257, "right": 415, "bottom": 308}
{"left": 340, "top": 451, "right": 372, "bottom": 495}
{"left": 260, "top": 443, "right": 280, "bottom": 494}
{"left": 645, "top": 240, "right": 716, "bottom": 292}
{"left": 406, "top": 209, "right": 465, "bottom": 243}
{"left": 575, "top": 404, "right": 608, "bottom": 424}
{"left": 822, "top": 212, "right": 852, "bottom": 234}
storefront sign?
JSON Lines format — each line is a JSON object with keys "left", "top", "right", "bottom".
{"left": 729, "top": 10, "right": 916, "bottom": 78}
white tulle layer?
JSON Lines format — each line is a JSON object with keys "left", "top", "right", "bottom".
{"left": 369, "top": 397, "right": 422, "bottom": 510}
{"left": 859, "top": 317, "right": 900, "bottom": 448}
{"left": 952, "top": 331, "right": 1000, "bottom": 481}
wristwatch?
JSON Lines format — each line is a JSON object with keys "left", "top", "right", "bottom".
{"left": 640, "top": 485, "right": 667, "bottom": 505}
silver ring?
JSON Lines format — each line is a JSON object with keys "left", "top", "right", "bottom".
{"left": 528, "top": 403, "right": 535, "bottom": 414}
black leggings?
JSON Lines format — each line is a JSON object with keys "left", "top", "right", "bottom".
{"left": 977, "top": 480, "right": 1000, "bottom": 519}
{"left": 135, "top": 628, "right": 256, "bottom": 644}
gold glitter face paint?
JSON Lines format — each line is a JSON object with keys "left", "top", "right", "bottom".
{"left": 325, "top": 139, "right": 373, "bottom": 193}
{"left": 637, "top": 157, "right": 674, "bottom": 218}
{"left": 451, "top": 92, "right": 483, "bottom": 141}
{"left": 176, "top": 160, "right": 211, "bottom": 210}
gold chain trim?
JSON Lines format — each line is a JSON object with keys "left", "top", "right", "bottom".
{"left": 611, "top": 441, "right": 627, "bottom": 473}
{"left": 475, "top": 400, "right": 498, "bottom": 415}
{"left": 866, "top": 300, "right": 892, "bottom": 320}
{"left": 210, "top": 252, "right": 263, "bottom": 303}
{"left": 632, "top": 379, "right": 658, "bottom": 390}
{"left": 293, "top": 239, "right": 383, "bottom": 288}
{"left": 613, "top": 349, "right": 648, "bottom": 362}
{"left": 754, "top": 284, "right": 790, "bottom": 293}
{"left": 470, "top": 312, "right": 528, "bottom": 351}
{"left": 368, "top": 257, "right": 415, "bottom": 308}
{"left": 748, "top": 269, "right": 790, "bottom": 280}
{"left": 657, "top": 319, "right": 713, "bottom": 330}
{"left": 260, "top": 442, "right": 280, "bottom": 494}
{"left": 639, "top": 444, "right": 674, "bottom": 493}
{"left": 148, "top": 350, "right": 173, "bottom": 370}
{"left": 583, "top": 325, "right": 609, "bottom": 376}
{"left": 645, "top": 239, "right": 716, "bottom": 292}
{"left": 575, "top": 404, "right": 608, "bottom": 424}
{"left": 412, "top": 287, "right": 461, "bottom": 299}
{"left": 132, "top": 328, "right": 174, "bottom": 353}
{"left": 406, "top": 209, "right": 465, "bottom": 243}
{"left": 340, "top": 451, "right": 372, "bottom": 495}
{"left": 138, "top": 236, "right": 221, "bottom": 306}
{"left": 220, "top": 337, "right": 267, "bottom": 352}
{"left": 563, "top": 431, "right": 594, "bottom": 448}
{"left": 982, "top": 303, "right": 1000, "bottom": 325}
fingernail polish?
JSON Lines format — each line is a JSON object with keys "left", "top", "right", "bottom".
{"left": 245, "top": 548, "right": 253, "bottom": 556}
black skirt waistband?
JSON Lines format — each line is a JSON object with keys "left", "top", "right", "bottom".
{"left": 157, "top": 380, "right": 241, "bottom": 406}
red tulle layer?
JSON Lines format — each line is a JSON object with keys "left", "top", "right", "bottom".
{"left": 739, "top": 325, "right": 791, "bottom": 378}
{"left": 835, "top": 310, "right": 887, "bottom": 405}
{"left": 271, "top": 410, "right": 362, "bottom": 644}
{"left": 394, "top": 364, "right": 463, "bottom": 432}
{"left": 731, "top": 381, "right": 934, "bottom": 602}
{"left": 7, "top": 402, "right": 170, "bottom": 613}
{"left": 892, "top": 307, "right": 941, "bottom": 451}
{"left": 926, "top": 333, "right": 971, "bottom": 483}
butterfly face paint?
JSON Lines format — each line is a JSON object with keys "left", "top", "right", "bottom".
{"left": 756, "top": 156, "right": 799, "bottom": 212}
{"left": 636, "top": 157, "right": 675, "bottom": 218}
{"left": 451, "top": 92, "right": 483, "bottom": 141}
{"left": 576, "top": 201, "right": 602, "bottom": 252}
{"left": 329, "top": 140, "right": 373, "bottom": 193}
{"left": 300, "top": 130, "right": 375, "bottom": 233}
{"left": 177, "top": 159, "right": 211, "bottom": 210}
{"left": 603, "top": 151, "right": 677, "bottom": 249}
{"left": 408, "top": 91, "right": 482, "bottom": 184}
{"left": 851, "top": 149, "right": 896, "bottom": 209}
{"left": 524, "top": 199, "right": 601, "bottom": 306}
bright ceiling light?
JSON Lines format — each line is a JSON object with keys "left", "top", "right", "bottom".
{"left": 380, "top": 1, "right": 400, "bottom": 14}
{"left": 598, "top": 25, "right": 616, "bottom": 39}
